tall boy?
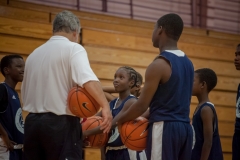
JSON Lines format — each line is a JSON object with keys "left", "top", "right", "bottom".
{"left": 115, "top": 13, "right": 194, "bottom": 160}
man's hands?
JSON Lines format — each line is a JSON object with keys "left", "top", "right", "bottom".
{"left": 83, "top": 81, "right": 113, "bottom": 134}
{"left": 100, "top": 107, "right": 112, "bottom": 133}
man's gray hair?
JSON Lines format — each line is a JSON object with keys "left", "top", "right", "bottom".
{"left": 53, "top": 10, "right": 81, "bottom": 33}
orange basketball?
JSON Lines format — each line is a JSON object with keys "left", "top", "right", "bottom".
{"left": 120, "top": 117, "right": 149, "bottom": 151}
{"left": 67, "top": 86, "right": 100, "bottom": 118}
{"left": 82, "top": 116, "right": 108, "bottom": 148}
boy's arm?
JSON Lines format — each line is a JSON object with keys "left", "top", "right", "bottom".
{"left": 0, "top": 84, "right": 7, "bottom": 112}
{"left": 83, "top": 110, "right": 103, "bottom": 139}
{"left": 102, "top": 86, "right": 116, "bottom": 93}
{"left": 0, "top": 124, "right": 15, "bottom": 151}
{"left": 100, "top": 146, "right": 106, "bottom": 160}
{"left": 200, "top": 106, "right": 214, "bottom": 160}
{"left": 141, "top": 108, "right": 150, "bottom": 119}
{"left": 83, "top": 98, "right": 137, "bottom": 138}
{"left": 104, "top": 92, "right": 116, "bottom": 102}
{"left": 0, "top": 84, "right": 15, "bottom": 151}
{"left": 102, "top": 86, "right": 117, "bottom": 101}
{"left": 116, "top": 58, "right": 169, "bottom": 124}
{"left": 111, "top": 98, "right": 137, "bottom": 128}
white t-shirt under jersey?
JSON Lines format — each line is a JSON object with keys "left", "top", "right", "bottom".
{"left": 21, "top": 36, "right": 99, "bottom": 116}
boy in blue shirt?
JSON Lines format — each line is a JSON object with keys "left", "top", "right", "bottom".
{"left": 0, "top": 55, "right": 25, "bottom": 160}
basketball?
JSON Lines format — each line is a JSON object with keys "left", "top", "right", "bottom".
{"left": 82, "top": 116, "right": 109, "bottom": 148}
{"left": 120, "top": 117, "right": 149, "bottom": 151}
{"left": 67, "top": 86, "right": 100, "bottom": 118}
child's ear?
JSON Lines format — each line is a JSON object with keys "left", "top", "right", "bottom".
{"left": 157, "top": 26, "right": 163, "bottom": 35}
{"left": 129, "top": 80, "right": 135, "bottom": 88}
{"left": 201, "top": 81, "right": 206, "bottom": 89}
{"left": 135, "top": 84, "right": 142, "bottom": 97}
{"left": 3, "top": 67, "right": 9, "bottom": 75}
{"left": 135, "top": 84, "right": 141, "bottom": 90}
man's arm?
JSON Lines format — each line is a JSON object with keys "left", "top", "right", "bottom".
{"left": 70, "top": 46, "right": 112, "bottom": 133}
{"left": 200, "top": 106, "right": 214, "bottom": 160}
{"left": 84, "top": 81, "right": 112, "bottom": 133}
{"left": 95, "top": 110, "right": 102, "bottom": 117}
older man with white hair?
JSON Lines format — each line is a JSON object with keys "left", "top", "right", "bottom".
{"left": 22, "top": 10, "right": 112, "bottom": 160}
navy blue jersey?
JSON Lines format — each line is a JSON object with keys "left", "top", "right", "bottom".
{"left": 149, "top": 50, "right": 194, "bottom": 123}
{"left": 235, "top": 84, "right": 240, "bottom": 132}
{"left": 0, "top": 83, "right": 24, "bottom": 160}
{"left": 191, "top": 102, "right": 223, "bottom": 160}
{"left": 107, "top": 95, "right": 135, "bottom": 147}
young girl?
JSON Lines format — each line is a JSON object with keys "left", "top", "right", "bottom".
{"left": 103, "top": 69, "right": 147, "bottom": 159}
{"left": 83, "top": 66, "right": 146, "bottom": 160}
{"left": 191, "top": 68, "right": 223, "bottom": 160}
{"left": 102, "top": 71, "right": 143, "bottom": 101}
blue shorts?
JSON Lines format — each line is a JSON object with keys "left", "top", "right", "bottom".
{"left": 232, "top": 131, "right": 240, "bottom": 160}
{"left": 146, "top": 121, "right": 193, "bottom": 160}
{"left": 106, "top": 148, "right": 130, "bottom": 160}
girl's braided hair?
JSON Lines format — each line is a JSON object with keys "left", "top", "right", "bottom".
{"left": 119, "top": 66, "right": 138, "bottom": 88}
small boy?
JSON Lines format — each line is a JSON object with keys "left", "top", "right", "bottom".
{"left": 191, "top": 68, "right": 223, "bottom": 160}
{"left": 0, "top": 55, "right": 25, "bottom": 160}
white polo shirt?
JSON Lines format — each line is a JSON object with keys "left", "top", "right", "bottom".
{"left": 21, "top": 36, "right": 99, "bottom": 115}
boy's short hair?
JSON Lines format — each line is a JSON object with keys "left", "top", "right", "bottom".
{"left": 0, "top": 55, "right": 23, "bottom": 76}
{"left": 195, "top": 68, "right": 217, "bottom": 92}
{"left": 157, "top": 13, "right": 183, "bottom": 41}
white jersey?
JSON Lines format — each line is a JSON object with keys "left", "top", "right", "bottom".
{"left": 21, "top": 36, "right": 98, "bottom": 115}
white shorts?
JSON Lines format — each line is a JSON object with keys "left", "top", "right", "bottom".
{"left": 0, "top": 138, "right": 9, "bottom": 160}
{"left": 128, "top": 149, "right": 147, "bottom": 160}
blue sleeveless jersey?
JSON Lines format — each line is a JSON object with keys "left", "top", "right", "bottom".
{"left": 149, "top": 50, "right": 194, "bottom": 123}
{"left": 0, "top": 83, "right": 24, "bottom": 159}
{"left": 235, "top": 84, "right": 240, "bottom": 132}
{"left": 107, "top": 95, "right": 135, "bottom": 147}
{"left": 191, "top": 102, "right": 223, "bottom": 160}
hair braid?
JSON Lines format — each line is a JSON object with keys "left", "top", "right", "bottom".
{"left": 120, "top": 66, "right": 138, "bottom": 88}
